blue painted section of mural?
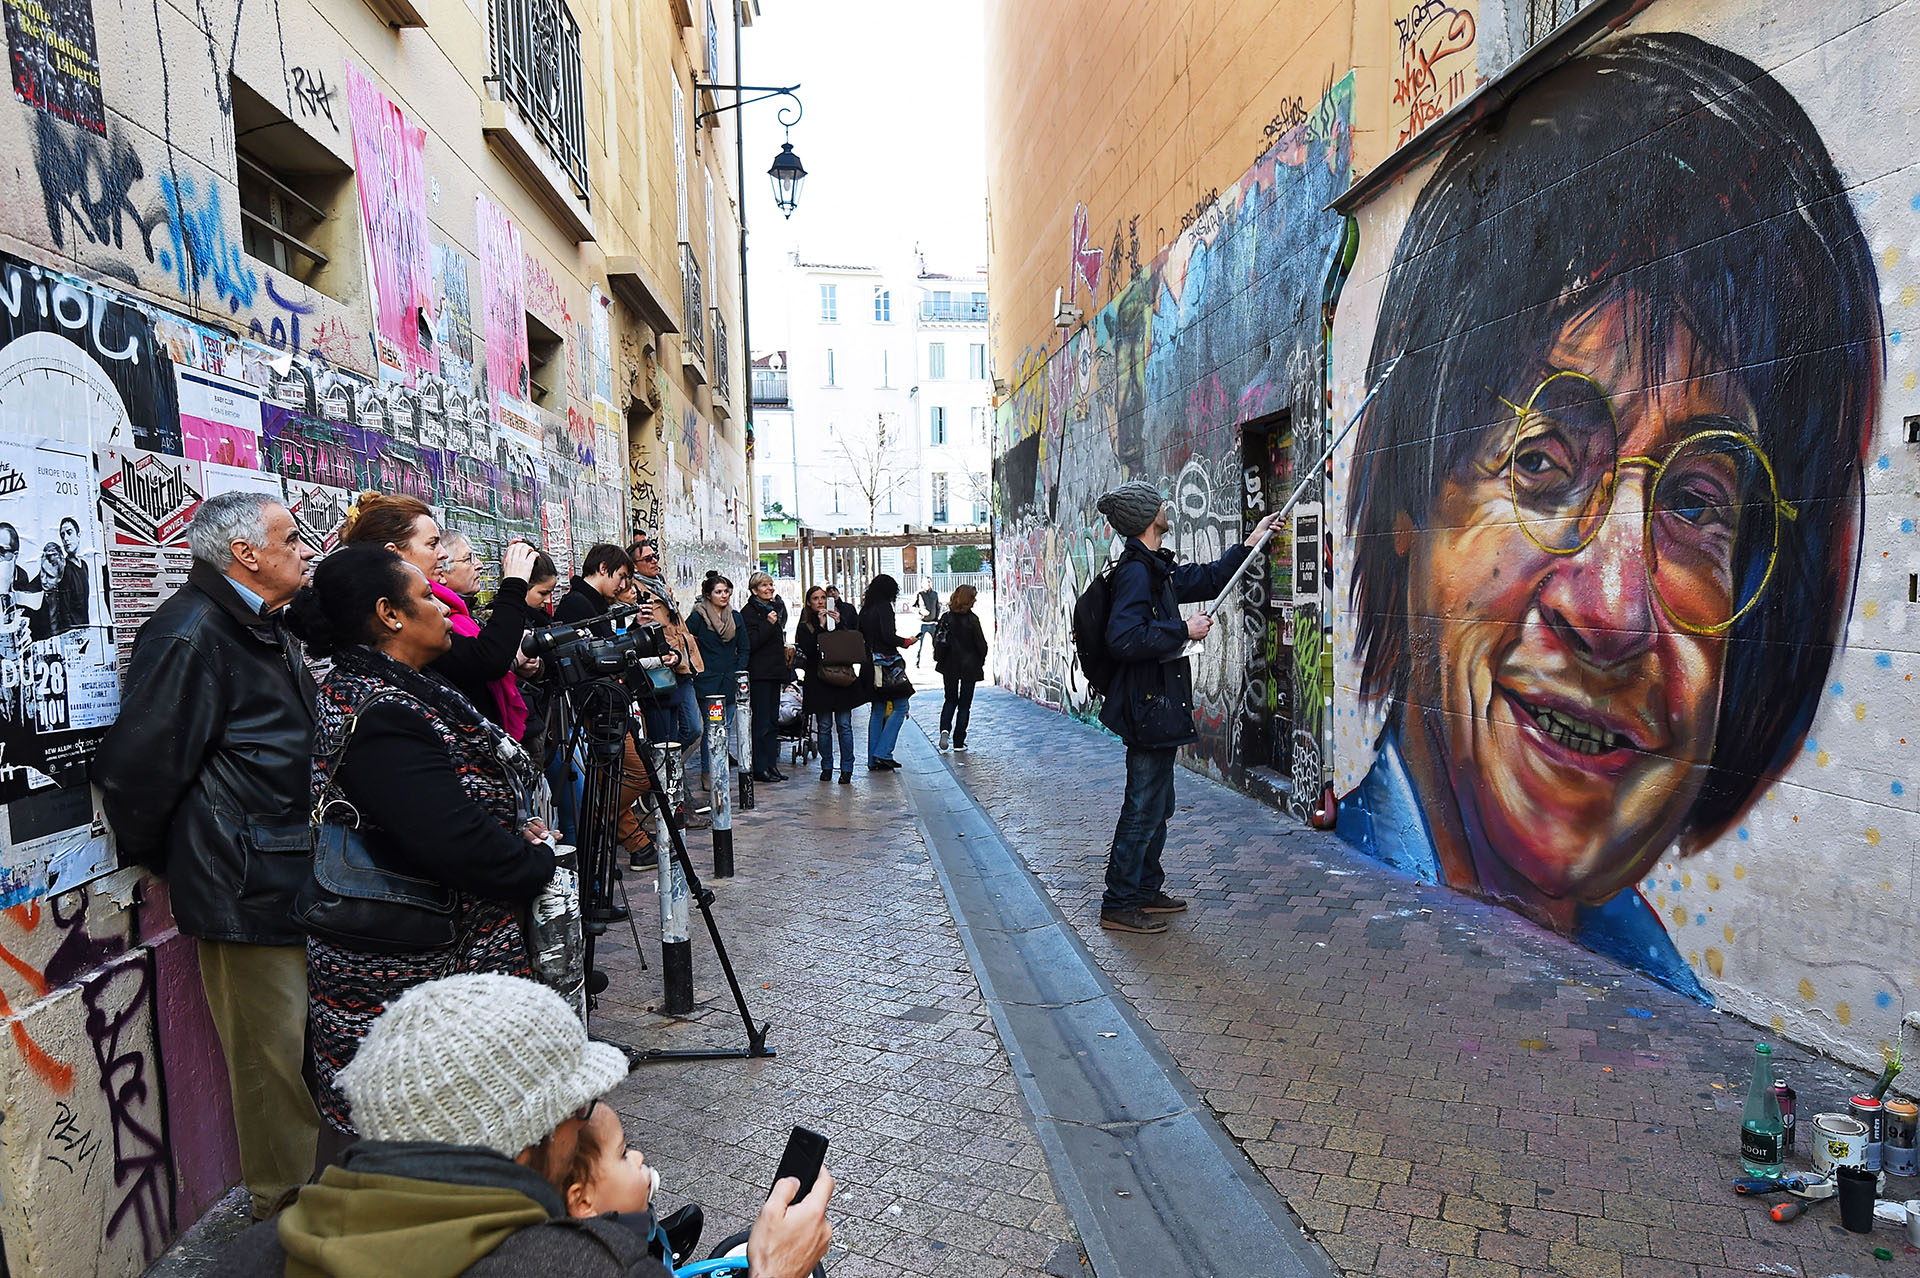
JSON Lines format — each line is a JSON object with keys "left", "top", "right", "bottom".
{"left": 994, "top": 74, "right": 1355, "bottom": 801}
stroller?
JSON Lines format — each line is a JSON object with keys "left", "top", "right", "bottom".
{"left": 777, "top": 675, "right": 815, "bottom": 768}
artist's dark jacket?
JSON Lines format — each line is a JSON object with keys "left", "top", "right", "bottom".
{"left": 431, "top": 576, "right": 538, "bottom": 729}
{"left": 96, "top": 562, "right": 317, "bottom": 944}
{"left": 742, "top": 595, "right": 789, "bottom": 682}
{"left": 210, "top": 1141, "right": 670, "bottom": 1278}
{"left": 1099, "top": 538, "right": 1249, "bottom": 750}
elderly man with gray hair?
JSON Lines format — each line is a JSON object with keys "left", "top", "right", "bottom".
{"left": 97, "top": 490, "right": 321, "bottom": 1219}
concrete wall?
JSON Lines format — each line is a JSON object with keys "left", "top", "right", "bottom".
{"left": 0, "top": 0, "right": 748, "bottom": 1270}
{"left": 987, "top": 0, "right": 1917, "bottom": 1075}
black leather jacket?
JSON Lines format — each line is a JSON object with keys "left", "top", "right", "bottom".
{"left": 96, "top": 562, "right": 317, "bottom": 944}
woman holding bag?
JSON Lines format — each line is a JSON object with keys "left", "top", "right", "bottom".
{"left": 284, "top": 545, "right": 556, "bottom": 1135}
{"left": 858, "top": 574, "right": 918, "bottom": 771}
{"left": 796, "top": 585, "right": 867, "bottom": 782}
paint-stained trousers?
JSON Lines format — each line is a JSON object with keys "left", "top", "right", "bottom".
{"left": 197, "top": 939, "right": 321, "bottom": 1219}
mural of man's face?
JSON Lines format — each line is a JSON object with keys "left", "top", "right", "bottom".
{"left": 59, "top": 520, "right": 79, "bottom": 555}
{"left": 1401, "top": 293, "right": 1757, "bottom": 910}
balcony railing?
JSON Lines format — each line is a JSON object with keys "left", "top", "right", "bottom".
{"left": 680, "top": 243, "right": 704, "bottom": 363}
{"left": 711, "top": 308, "right": 730, "bottom": 402}
{"left": 489, "top": 0, "right": 590, "bottom": 195}
{"left": 751, "top": 368, "right": 789, "bottom": 405}
{"left": 1525, "top": 0, "right": 1591, "bottom": 43}
{"left": 919, "top": 300, "right": 989, "bottom": 323}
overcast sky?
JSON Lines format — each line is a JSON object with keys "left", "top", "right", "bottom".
{"left": 738, "top": 0, "right": 988, "bottom": 350}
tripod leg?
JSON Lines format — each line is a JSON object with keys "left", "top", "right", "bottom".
{"left": 631, "top": 729, "right": 771, "bottom": 1056}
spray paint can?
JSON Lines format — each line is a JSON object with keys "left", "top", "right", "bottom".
{"left": 1775, "top": 1079, "right": 1797, "bottom": 1151}
{"left": 1850, "top": 1095, "right": 1884, "bottom": 1172}
{"left": 1884, "top": 1099, "right": 1917, "bottom": 1177}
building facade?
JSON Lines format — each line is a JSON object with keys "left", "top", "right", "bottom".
{"left": 754, "top": 249, "right": 991, "bottom": 582}
{"left": 987, "top": 0, "right": 1918, "bottom": 1075}
{"left": 0, "top": 0, "right": 747, "bottom": 1269}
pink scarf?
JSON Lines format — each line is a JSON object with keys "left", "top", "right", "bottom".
{"left": 430, "top": 581, "right": 529, "bottom": 740}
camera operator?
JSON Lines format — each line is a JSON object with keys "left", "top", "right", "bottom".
{"left": 551, "top": 545, "right": 669, "bottom": 868}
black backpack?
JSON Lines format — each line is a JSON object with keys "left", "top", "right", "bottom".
{"left": 931, "top": 613, "right": 955, "bottom": 665}
{"left": 1072, "top": 555, "right": 1127, "bottom": 696}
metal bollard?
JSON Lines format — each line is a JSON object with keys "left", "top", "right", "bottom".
{"left": 704, "top": 695, "right": 734, "bottom": 878}
{"left": 648, "top": 742, "right": 693, "bottom": 1015}
{"left": 734, "top": 670, "right": 755, "bottom": 812}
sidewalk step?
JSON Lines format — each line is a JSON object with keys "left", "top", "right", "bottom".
{"left": 897, "top": 723, "right": 1334, "bottom": 1278}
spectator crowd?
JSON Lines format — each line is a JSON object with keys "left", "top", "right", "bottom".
{"left": 94, "top": 485, "right": 986, "bottom": 1277}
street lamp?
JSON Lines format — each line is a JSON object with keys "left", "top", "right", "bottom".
{"left": 693, "top": 82, "right": 807, "bottom": 218}
{"left": 767, "top": 142, "right": 806, "bottom": 219}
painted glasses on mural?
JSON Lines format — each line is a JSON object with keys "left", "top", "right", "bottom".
{"left": 1340, "top": 34, "right": 1881, "bottom": 997}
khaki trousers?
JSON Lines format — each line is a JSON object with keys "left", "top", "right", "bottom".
{"left": 197, "top": 939, "right": 321, "bottom": 1218}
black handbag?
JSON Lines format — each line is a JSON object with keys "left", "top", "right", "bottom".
{"left": 872, "top": 654, "right": 913, "bottom": 700}
{"left": 293, "top": 689, "right": 458, "bottom": 954}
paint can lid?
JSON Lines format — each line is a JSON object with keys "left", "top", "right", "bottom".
{"left": 1850, "top": 1094, "right": 1883, "bottom": 1110}
{"left": 1884, "top": 1099, "right": 1918, "bottom": 1118}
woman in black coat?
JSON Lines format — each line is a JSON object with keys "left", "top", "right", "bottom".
{"left": 795, "top": 585, "right": 868, "bottom": 782}
{"left": 933, "top": 583, "right": 988, "bottom": 751}
{"left": 858, "top": 574, "right": 919, "bottom": 770}
{"left": 284, "top": 546, "right": 554, "bottom": 1134}
{"left": 742, "top": 571, "right": 790, "bottom": 782}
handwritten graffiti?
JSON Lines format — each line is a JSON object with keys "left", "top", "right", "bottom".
{"left": 1069, "top": 202, "right": 1103, "bottom": 302}
{"left": 1177, "top": 188, "right": 1222, "bottom": 237}
{"left": 289, "top": 66, "right": 338, "bottom": 131}
{"left": 46, "top": 1099, "right": 105, "bottom": 1184}
{"left": 85, "top": 951, "right": 173, "bottom": 1254}
{"left": 1263, "top": 96, "right": 1310, "bottom": 142}
{"left": 1393, "top": 0, "right": 1477, "bottom": 145}
{"left": 156, "top": 171, "right": 259, "bottom": 312}
{"left": 31, "top": 115, "right": 156, "bottom": 271}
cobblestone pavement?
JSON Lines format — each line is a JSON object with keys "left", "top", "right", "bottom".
{"left": 587, "top": 711, "right": 1083, "bottom": 1278}
{"left": 927, "top": 687, "right": 1912, "bottom": 1278}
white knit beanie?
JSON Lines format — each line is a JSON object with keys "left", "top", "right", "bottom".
{"left": 337, "top": 974, "right": 630, "bottom": 1157}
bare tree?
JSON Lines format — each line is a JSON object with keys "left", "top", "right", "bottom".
{"left": 837, "top": 412, "right": 915, "bottom": 579}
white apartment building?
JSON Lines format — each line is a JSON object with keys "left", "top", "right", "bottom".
{"left": 751, "top": 248, "right": 991, "bottom": 582}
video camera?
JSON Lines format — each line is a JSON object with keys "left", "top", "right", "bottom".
{"left": 523, "top": 604, "right": 673, "bottom": 691}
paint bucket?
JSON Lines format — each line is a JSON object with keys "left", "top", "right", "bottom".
{"left": 1812, "top": 1112, "right": 1869, "bottom": 1173}
{"left": 1907, "top": 1199, "right": 1920, "bottom": 1248}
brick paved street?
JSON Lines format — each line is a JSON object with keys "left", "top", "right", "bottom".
{"left": 929, "top": 687, "right": 1914, "bottom": 1278}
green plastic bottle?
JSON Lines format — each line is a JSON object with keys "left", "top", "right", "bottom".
{"left": 1741, "top": 1043, "right": 1785, "bottom": 1177}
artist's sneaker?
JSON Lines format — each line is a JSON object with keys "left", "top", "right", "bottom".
{"left": 1140, "top": 892, "right": 1188, "bottom": 914}
{"left": 1099, "top": 907, "right": 1169, "bottom": 934}
{"left": 939, "top": 730, "right": 951, "bottom": 751}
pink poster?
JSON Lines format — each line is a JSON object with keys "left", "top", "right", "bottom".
{"left": 175, "top": 368, "right": 261, "bottom": 469}
{"left": 345, "top": 62, "right": 433, "bottom": 380}
{"left": 477, "top": 194, "right": 529, "bottom": 428}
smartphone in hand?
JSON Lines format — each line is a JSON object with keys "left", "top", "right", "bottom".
{"left": 771, "top": 1126, "right": 829, "bottom": 1201}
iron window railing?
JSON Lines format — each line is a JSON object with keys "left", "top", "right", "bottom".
{"left": 711, "top": 308, "right": 730, "bottom": 401}
{"left": 919, "top": 299, "right": 989, "bottom": 323}
{"left": 1525, "top": 0, "right": 1591, "bottom": 43}
{"left": 489, "top": 0, "right": 590, "bottom": 196}
{"left": 681, "top": 244, "right": 704, "bottom": 363}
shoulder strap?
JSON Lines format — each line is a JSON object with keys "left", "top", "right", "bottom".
{"left": 312, "top": 687, "right": 421, "bottom": 826}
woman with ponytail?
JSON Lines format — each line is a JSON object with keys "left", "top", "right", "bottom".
{"left": 340, "top": 492, "right": 541, "bottom": 729}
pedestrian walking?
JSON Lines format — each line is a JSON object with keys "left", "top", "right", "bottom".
{"left": 742, "top": 571, "right": 790, "bottom": 782}
{"left": 858, "top": 574, "right": 918, "bottom": 770}
{"left": 96, "top": 491, "right": 321, "bottom": 1219}
{"left": 434, "top": 530, "right": 531, "bottom": 743}
{"left": 340, "top": 492, "right": 543, "bottom": 731}
{"left": 795, "top": 585, "right": 866, "bottom": 782}
{"left": 933, "top": 584, "right": 987, "bottom": 752}
{"left": 283, "top": 546, "right": 556, "bottom": 1135}
{"left": 1090, "top": 480, "right": 1275, "bottom": 934}
{"left": 914, "top": 579, "right": 941, "bottom": 666}
{"left": 688, "top": 572, "right": 750, "bottom": 791}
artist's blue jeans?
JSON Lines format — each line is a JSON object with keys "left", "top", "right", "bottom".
{"left": 815, "top": 710, "right": 854, "bottom": 775}
{"left": 1105, "top": 745, "right": 1177, "bottom": 911}
{"left": 868, "top": 697, "right": 909, "bottom": 763}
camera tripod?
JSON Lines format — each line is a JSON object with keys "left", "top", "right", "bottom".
{"left": 562, "top": 677, "right": 773, "bottom": 1065}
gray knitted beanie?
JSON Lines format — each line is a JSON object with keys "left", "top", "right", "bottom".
{"left": 1095, "top": 480, "right": 1165, "bottom": 538}
{"left": 336, "top": 973, "right": 629, "bottom": 1157}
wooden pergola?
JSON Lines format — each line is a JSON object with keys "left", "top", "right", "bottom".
{"left": 760, "top": 526, "right": 992, "bottom": 592}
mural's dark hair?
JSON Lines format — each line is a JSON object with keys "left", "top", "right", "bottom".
{"left": 1348, "top": 31, "right": 1881, "bottom": 848}
{"left": 285, "top": 546, "right": 416, "bottom": 658}
{"left": 580, "top": 543, "right": 631, "bottom": 579}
